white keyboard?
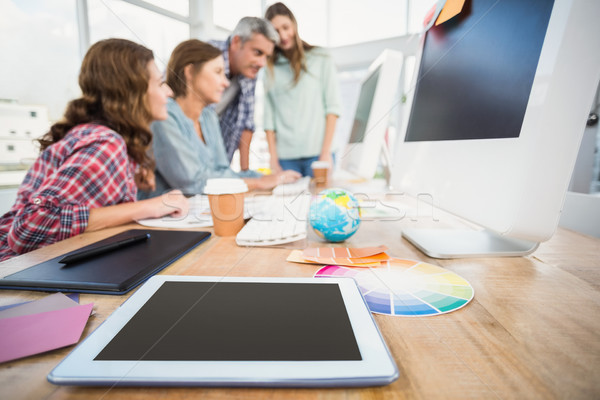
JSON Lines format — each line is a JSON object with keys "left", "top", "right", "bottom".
{"left": 272, "top": 176, "right": 311, "bottom": 196}
{"left": 236, "top": 193, "right": 312, "bottom": 246}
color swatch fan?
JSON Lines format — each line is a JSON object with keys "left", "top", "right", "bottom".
{"left": 315, "top": 259, "right": 474, "bottom": 316}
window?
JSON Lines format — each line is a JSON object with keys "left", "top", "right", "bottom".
{"left": 0, "top": 0, "right": 79, "bottom": 121}
{"left": 0, "top": 0, "right": 191, "bottom": 193}
{"left": 213, "top": 0, "right": 262, "bottom": 32}
{"left": 267, "top": 0, "right": 328, "bottom": 46}
{"left": 408, "top": 0, "right": 437, "bottom": 33}
{"left": 329, "top": 0, "right": 408, "bottom": 46}
{"left": 262, "top": 0, "right": 435, "bottom": 47}
{"left": 88, "top": 0, "right": 189, "bottom": 71}
{"left": 141, "top": 0, "right": 189, "bottom": 16}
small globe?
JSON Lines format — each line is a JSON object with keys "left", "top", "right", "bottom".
{"left": 309, "top": 188, "right": 361, "bottom": 242}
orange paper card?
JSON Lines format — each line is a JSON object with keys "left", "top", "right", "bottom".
{"left": 286, "top": 250, "right": 379, "bottom": 268}
{"left": 303, "top": 252, "right": 391, "bottom": 265}
{"left": 302, "top": 245, "right": 388, "bottom": 259}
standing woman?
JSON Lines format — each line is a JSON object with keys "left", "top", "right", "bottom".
{"left": 264, "top": 2, "right": 342, "bottom": 176}
{"left": 0, "top": 38, "right": 188, "bottom": 261}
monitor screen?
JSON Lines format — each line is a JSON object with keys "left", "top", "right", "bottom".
{"left": 340, "top": 50, "right": 403, "bottom": 179}
{"left": 391, "top": 0, "right": 600, "bottom": 257}
{"left": 405, "top": 0, "right": 553, "bottom": 142}
{"left": 349, "top": 66, "right": 381, "bottom": 144}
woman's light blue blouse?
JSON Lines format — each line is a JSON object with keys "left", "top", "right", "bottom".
{"left": 139, "top": 98, "right": 260, "bottom": 199}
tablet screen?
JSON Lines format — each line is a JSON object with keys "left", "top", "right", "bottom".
{"left": 95, "top": 281, "right": 362, "bottom": 361}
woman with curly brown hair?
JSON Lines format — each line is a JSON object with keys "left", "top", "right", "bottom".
{"left": 0, "top": 38, "right": 188, "bottom": 261}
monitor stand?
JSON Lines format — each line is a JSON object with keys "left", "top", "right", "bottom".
{"left": 401, "top": 228, "right": 539, "bottom": 259}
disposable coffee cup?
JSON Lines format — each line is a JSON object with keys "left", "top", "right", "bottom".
{"left": 311, "top": 161, "right": 330, "bottom": 187}
{"left": 204, "top": 178, "right": 248, "bottom": 236}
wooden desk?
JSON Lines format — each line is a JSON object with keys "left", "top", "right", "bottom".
{"left": 1, "top": 200, "right": 599, "bottom": 399}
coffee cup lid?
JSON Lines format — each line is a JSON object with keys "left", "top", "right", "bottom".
{"left": 311, "top": 161, "right": 330, "bottom": 169}
{"left": 203, "top": 178, "right": 248, "bottom": 195}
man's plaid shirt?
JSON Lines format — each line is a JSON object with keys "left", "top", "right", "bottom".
{"left": 210, "top": 38, "right": 257, "bottom": 162}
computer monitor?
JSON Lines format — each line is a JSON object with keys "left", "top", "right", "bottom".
{"left": 391, "top": 0, "right": 600, "bottom": 258}
{"left": 340, "top": 49, "right": 403, "bottom": 180}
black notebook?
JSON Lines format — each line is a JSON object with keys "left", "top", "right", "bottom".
{"left": 0, "top": 229, "right": 210, "bottom": 295}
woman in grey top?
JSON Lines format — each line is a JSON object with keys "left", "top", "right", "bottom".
{"left": 139, "top": 40, "right": 299, "bottom": 199}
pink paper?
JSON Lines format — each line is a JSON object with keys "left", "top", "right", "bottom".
{"left": 0, "top": 293, "right": 79, "bottom": 319}
{"left": 0, "top": 302, "right": 94, "bottom": 363}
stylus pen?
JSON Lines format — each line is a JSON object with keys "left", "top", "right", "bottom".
{"left": 59, "top": 233, "right": 151, "bottom": 264}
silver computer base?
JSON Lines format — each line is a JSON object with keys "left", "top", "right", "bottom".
{"left": 401, "top": 228, "right": 539, "bottom": 259}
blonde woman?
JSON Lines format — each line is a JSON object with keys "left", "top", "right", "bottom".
{"left": 264, "top": 2, "right": 342, "bottom": 176}
{"left": 140, "top": 39, "right": 300, "bottom": 199}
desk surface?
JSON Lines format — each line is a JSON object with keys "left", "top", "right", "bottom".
{"left": 1, "top": 194, "right": 599, "bottom": 400}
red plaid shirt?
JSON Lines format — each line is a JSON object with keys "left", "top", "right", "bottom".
{"left": 0, "top": 124, "right": 138, "bottom": 261}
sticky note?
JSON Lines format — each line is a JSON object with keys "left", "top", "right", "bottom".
{"left": 435, "top": 0, "right": 465, "bottom": 25}
{"left": 423, "top": 0, "right": 447, "bottom": 30}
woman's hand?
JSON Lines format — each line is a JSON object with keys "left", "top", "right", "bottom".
{"left": 277, "top": 170, "right": 302, "bottom": 185}
{"left": 318, "top": 153, "right": 333, "bottom": 167}
{"left": 257, "top": 170, "right": 301, "bottom": 190}
{"left": 85, "top": 190, "right": 189, "bottom": 232}
{"left": 270, "top": 158, "right": 283, "bottom": 174}
{"left": 146, "top": 189, "right": 189, "bottom": 219}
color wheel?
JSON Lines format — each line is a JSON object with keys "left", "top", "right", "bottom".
{"left": 314, "top": 259, "right": 474, "bottom": 316}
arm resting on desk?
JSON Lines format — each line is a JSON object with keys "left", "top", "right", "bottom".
{"left": 6, "top": 135, "right": 131, "bottom": 255}
{"left": 86, "top": 191, "right": 189, "bottom": 232}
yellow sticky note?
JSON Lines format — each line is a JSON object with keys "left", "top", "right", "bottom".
{"left": 435, "top": 0, "right": 465, "bottom": 26}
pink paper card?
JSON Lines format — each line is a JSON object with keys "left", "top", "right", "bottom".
{"left": 423, "top": 0, "right": 446, "bottom": 30}
{"left": 0, "top": 293, "right": 79, "bottom": 319}
{"left": 423, "top": 3, "right": 436, "bottom": 27}
{"left": 0, "top": 302, "right": 94, "bottom": 363}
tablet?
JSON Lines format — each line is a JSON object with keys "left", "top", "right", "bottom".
{"left": 48, "top": 276, "right": 399, "bottom": 387}
{"left": 0, "top": 230, "right": 211, "bottom": 294}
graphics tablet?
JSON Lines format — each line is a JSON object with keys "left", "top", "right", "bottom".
{"left": 0, "top": 230, "right": 210, "bottom": 295}
{"left": 48, "top": 276, "right": 399, "bottom": 387}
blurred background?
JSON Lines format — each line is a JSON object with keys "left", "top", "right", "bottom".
{"left": 1, "top": 0, "right": 598, "bottom": 219}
